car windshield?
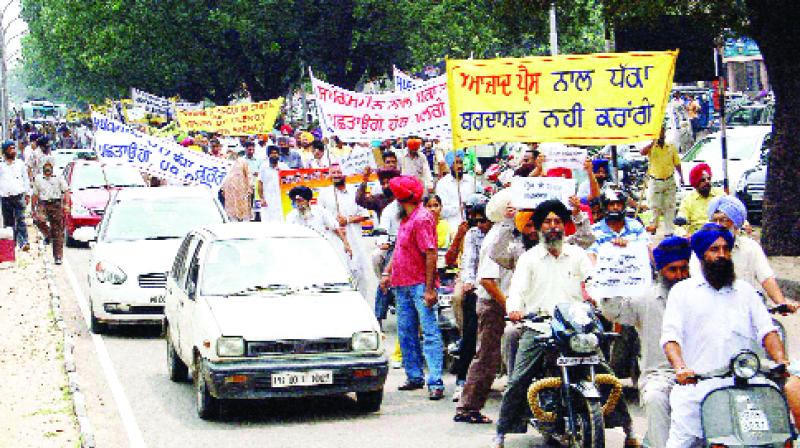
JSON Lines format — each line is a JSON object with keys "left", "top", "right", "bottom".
{"left": 101, "top": 196, "right": 223, "bottom": 241}
{"left": 683, "top": 133, "right": 766, "bottom": 162}
{"left": 104, "top": 165, "right": 146, "bottom": 187}
{"left": 71, "top": 164, "right": 107, "bottom": 189}
{"left": 200, "top": 238, "right": 352, "bottom": 296}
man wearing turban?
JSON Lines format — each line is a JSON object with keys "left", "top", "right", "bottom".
{"left": 285, "top": 185, "right": 352, "bottom": 264}
{"left": 398, "top": 137, "right": 433, "bottom": 191}
{"left": 677, "top": 163, "right": 723, "bottom": 235}
{"left": 661, "top": 223, "right": 789, "bottom": 448}
{"left": 600, "top": 236, "right": 691, "bottom": 448}
{"left": 435, "top": 150, "right": 476, "bottom": 230}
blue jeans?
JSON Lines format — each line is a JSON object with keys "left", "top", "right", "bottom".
{"left": 395, "top": 283, "right": 444, "bottom": 390}
{"left": 1, "top": 195, "right": 28, "bottom": 248}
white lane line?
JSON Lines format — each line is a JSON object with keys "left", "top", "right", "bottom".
{"left": 64, "top": 257, "right": 148, "bottom": 448}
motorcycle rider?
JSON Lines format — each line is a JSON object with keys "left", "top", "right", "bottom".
{"left": 600, "top": 236, "right": 692, "bottom": 448}
{"left": 494, "top": 199, "right": 640, "bottom": 448}
{"left": 661, "top": 223, "right": 789, "bottom": 448}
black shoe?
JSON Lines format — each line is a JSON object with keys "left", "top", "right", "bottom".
{"left": 54, "top": 259, "right": 62, "bottom": 265}
{"left": 43, "top": 238, "right": 50, "bottom": 245}
{"left": 398, "top": 381, "right": 424, "bottom": 391}
{"left": 429, "top": 388, "right": 444, "bottom": 400}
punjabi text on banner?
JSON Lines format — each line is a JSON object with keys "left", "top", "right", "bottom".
{"left": 510, "top": 176, "right": 575, "bottom": 209}
{"left": 446, "top": 51, "right": 678, "bottom": 148}
{"left": 588, "top": 241, "right": 653, "bottom": 297}
{"left": 176, "top": 98, "right": 284, "bottom": 136}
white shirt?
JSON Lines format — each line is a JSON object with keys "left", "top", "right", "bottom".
{"left": 507, "top": 243, "right": 593, "bottom": 316}
{"left": 476, "top": 224, "right": 513, "bottom": 301}
{"left": 33, "top": 174, "right": 68, "bottom": 201}
{"left": 305, "top": 157, "right": 331, "bottom": 169}
{"left": 258, "top": 161, "right": 288, "bottom": 222}
{"left": 0, "top": 159, "right": 31, "bottom": 197}
{"left": 435, "top": 173, "right": 475, "bottom": 229}
{"left": 317, "top": 186, "right": 368, "bottom": 246}
{"left": 660, "top": 276, "right": 777, "bottom": 375}
{"left": 378, "top": 200, "right": 400, "bottom": 237}
{"left": 689, "top": 235, "right": 774, "bottom": 294}
{"left": 399, "top": 151, "right": 433, "bottom": 190}
{"left": 286, "top": 206, "right": 339, "bottom": 242}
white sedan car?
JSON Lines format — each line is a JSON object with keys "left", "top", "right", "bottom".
{"left": 163, "top": 223, "right": 387, "bottom": 420}
{"left": 74, "top": 186, "right": 227, "bottom": 333}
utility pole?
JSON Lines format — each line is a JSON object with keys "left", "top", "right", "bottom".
{"left": 549, "top": 1, "right": 558, "bottom": 56}
{"left": 0, "top": 0, "right": 19, "bottom": 141}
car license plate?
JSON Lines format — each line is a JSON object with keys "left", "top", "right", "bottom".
{"left": 556, "top": 355, "right": 600, "bottom": 367}
{"left": 150, "top": 295, "right": 165, "bottom": 304}
{"left": 739, "top": 409, "right": 769, "bottom": 432}
{"left": 271, "top": 370, "right": 333, "bottom": 388}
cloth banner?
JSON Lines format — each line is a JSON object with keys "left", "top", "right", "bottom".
{"left": 91, "top": 113, "right": 232, "bottom": 190}
{"left": 174, "top": 101, "right": 203, "bottom": 111}
{"left": 588, "top": 241, "right": 652, "bottom": 297}
{"left": 277, "top": 169, "right": 378, "bottom": 217}
{"left": 176, "top": 99, "right": 283, "bottom": 136}
{"left": 312, "top": 71, "right": 451, "bottom": 142}
{"left": 510, "top": 176, "right": 575, "bottom": 209}
{"left": 339, "top": 145, "right": 378, "bottom": 176}
{"left": 394, "top": 65, "right": 419, "bottom": 92}
{"left": 542, "top": 144, "right": 587, "bottom": 171}
{"left": 131, "top": 88, "right": 173, "bottom": 115}
{"left": 446, "top": 51, "right": 678, "bottom": 148}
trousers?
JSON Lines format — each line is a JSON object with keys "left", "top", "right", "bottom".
{"left": 395, "top": 283, "right": 444, "bottom": 389}
{"left": 640, "top": 372, "right": 676, "bottom": 448}
{"left": 458, "top": 297, "right": 504, "bottom": 412}
{"left": 647, "top": 177, "right": 677, "bottom": 235}
{"left": 450, "top": 290, "right": 478, "bottom": 382}
{"left": 34, "top": 201, "right": 65, "bottom": 260}
{"left": 1, "top": 195, "right": 28, "bottom": 247}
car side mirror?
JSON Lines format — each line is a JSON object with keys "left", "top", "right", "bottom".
{"left": 73, "top": 226, "right": 97, "bottom": 242}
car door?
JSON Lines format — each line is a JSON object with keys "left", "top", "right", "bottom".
{"left": 179, "top": 237, "right": 205, "bottom": 360}
{"left": 166, "top": 234, "right": 193, "bottom": 341}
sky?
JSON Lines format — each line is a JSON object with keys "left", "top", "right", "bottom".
{"left": 4, "top": 0, "right": 28, "bottom": 68}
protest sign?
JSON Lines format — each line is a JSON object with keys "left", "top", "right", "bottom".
{"left": 176, "top": 98, "right": 283, "bottom": 136}
{"left": 131, "top": 88, "right": 173, "bottom": 115}
{"left": 446, "top": 51, "right": 678, "bottom": 148}
{"left": 339, "top": 145, "right": 378, "bottom": 175}
{"left": 312, "top": 71, "right": 451, "bottom": 142}
{"left": 174, "top": 101, "right": 203, "bottom": 111}
{"left": 542, "top": 144, "right": 587, "bottom": 171}
{"left": 276, "top": 168, "right": 378, "bottom": 217}
{"left": 394, "top": 65, "right": 419, "bottom": 91}
{"left": 588, "top": 241, "right": 652, "bottom": 297}
{"left": 510, "top": 176, "right": 575, "bottom": 209}
{"left": 91, "top": 113, "right": 232, "bottom": 190}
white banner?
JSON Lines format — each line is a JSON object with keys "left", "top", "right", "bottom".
{"left": 542, "top": 144, "right": 587, "bottom": 171}
{"left": 312, "top": 70, "right": 451, "bottom": 142}
{"left": 339, "top": 146, "right": 377, "bottom": 176}
{"left": 510, "top": 176, "right": 575, "bottom": 209}
{"left": 393, "top": 65, "right": 418, "bottom": 91}
{"left": 91, "top": 113, "right": 232, "bottom": 190}
{"left": 588, "top": 242, "right": 652, "bottom": 297}
{"left": 174, "top": 101, "right": 203, "bottom": 111}
{"left": 131, "top": 88, "right": 172, "bottom": 115}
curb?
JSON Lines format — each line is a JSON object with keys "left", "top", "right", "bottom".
{"left": 40, "top": 243, "right": 96, "bottom": 448}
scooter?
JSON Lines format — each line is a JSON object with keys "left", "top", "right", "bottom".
{"left": 694, "top": 350, "right": 796, "bottom": 448}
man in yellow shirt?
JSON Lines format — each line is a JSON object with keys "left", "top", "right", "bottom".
{"left": 642, "top": 127, "right": 684, "bottom": 236}
{"left": 677, "top": 163, "right": 724, "bottom": 235}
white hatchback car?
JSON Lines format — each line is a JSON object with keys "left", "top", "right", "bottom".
{"left": 75, "top": 186, "right": 227, "bottom": 333}
{"left": 163, "top": 223, "right": 387, "bottom": 420}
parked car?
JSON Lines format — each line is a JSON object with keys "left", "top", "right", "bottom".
{"left": 735, "top": 164, "right": 766, "bottom": 224}
{"left": 727, "top": 104, "right": 774, "bottom": 127}
{"left": 680, "top": 125, "right": 771, "bottom": 194}
{"left": 163, "top": 222, "right": 388, "bottom": 419}
{"left": 62, "top": 160, "right": 147, "bottom": 245}
{"left": 73, "top": 186, "right": 227, "bottom": 333}
{"left": 52, "top": 148, "right": 95, "bottom": 174}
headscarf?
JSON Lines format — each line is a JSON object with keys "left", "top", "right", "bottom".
{"left": 486, "top": 187, "right": 514, "bottom": 223}
{"left": 515, "top": 210, "right": 534, "bottom": 233}
{"left": 406, "top": 138, "right": 422, "bottom": 151}
{"left": 708, "top": 195, "right": 747, "bottom": 229}
{"left": 592, "top": 159, "right": 610, "bottom": 174}
{"left": 445, "top": 150, "right": 466, "bottom": 168}
{"left": 690, "top": 223, "right": 735, "bottom": 260}
{"left": 689, "top": 163, "right": 712, "bottom": 189}
{"left": 389, "top": 175, "right": 424, "bottom": 203}
{"left": 532, "top": 199, "right": 570, "bottom": 230}
{"left": 546, "top": 167, "right": 572, "bottom": 179}
{"left": 653, "top": 236, "right": 691, "bottom": 271}
{"left": 288, "top": 185, "right": 313, "bottom": 201}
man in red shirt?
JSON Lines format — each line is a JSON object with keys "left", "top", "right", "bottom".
{"left": 380, "top": 175, "right": 444, "bottom": 400}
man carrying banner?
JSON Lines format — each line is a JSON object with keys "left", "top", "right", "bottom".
{"left": 642, "top": 127, "right": 683, "bottom": 236}
{"left": 258, "top": 146, "right": 288, "bottom": 223}
{"left": 435, "top": 150, "right": 475, "bottom": 230}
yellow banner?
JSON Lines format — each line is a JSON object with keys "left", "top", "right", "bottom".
{"left": 446, "top": 51, "right": 678, "bottom": 148}
{"left": 176, "top": 98, "right": 283, "bottom": 136}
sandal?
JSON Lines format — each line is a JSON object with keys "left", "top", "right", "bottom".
{"left": 453, "top": 410, "right": 493, "bottom": 424}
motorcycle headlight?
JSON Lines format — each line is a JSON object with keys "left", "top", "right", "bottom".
{"left": 216, "top": 336, "right": 245, "bottom": 357}
{"left": 95, "top": 261, "right": 127, "bottom": 284}
{"left": 569, "top": 333, "right": 599, "bottom": 354}
{"left": 352, "top": 331, "right": 379, "bottom": 351}
{"left": 731, "top": 351, "right": 760, "bottom": 380}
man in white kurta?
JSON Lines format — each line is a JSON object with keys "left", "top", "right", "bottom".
{"left": 661, "top": 224, "right": 786, "bottom": 448}
{"left": 258, "top": 146, "right": 288, "bottom": 223}
{"left": 435, "top": 150, "right": 475, "bottom": 230}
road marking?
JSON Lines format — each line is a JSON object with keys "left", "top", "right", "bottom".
{"left": 64, "top": 258, "right": 148, "bottom": 448}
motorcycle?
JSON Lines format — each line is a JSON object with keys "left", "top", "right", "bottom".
{"left": 694, "top": 350, "right": 796, "bottom": 448}
{"left": 522, "top": 302, "right": 623, "bottom": 448}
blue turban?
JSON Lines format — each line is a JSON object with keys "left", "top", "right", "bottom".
{"left": 445, "top": 150, "right": 465, "bottom": 168}
{"left": 691, "top": 223, "right": 735, "bottom": 260}
{"left": 708, "top": 195, "right": 747, "bottom": 229}
{"left": 592, "top": 159, "right": 610, "bottom": 173}
{"left": 653, "top": 236, "right": 691, "bottom": 271}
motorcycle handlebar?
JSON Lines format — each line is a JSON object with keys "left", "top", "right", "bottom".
{"left": 769, "top": 304, "right": 793, "bottom": 315}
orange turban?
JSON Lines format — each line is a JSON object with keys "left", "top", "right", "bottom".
{"left": 515, "top": 211, "right": 534, "bottom": 233}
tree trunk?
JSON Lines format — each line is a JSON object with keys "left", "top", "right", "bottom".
{"left": 747, "top": 1, "right": 800, "bottom": 255}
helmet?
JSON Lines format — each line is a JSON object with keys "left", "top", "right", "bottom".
{"left": 600, "top": 189, "right": 627, "bottom": 209}
{"left": 464, "top": 193, "right": 489, "bottom": 216}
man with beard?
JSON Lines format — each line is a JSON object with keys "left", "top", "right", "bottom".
{"left": 494, "top": 200, "right": 639, "bottom": 448}
{"left": 677, "top": 163, "right": 724, "bottom": 235}
{"left": 380, "top": 175, "right": 444, "bottom": 400}
{"left": 600, "top": 237, "right": 692, "bottom": 448}
{"left": 285, "top": 186, "right": 351, "bottom": 263}
{"left": 643, "top": 126, "right": 683, "bottom": 236}
{"left": 436, "top": 150, "right": 476, "bottom": 230}
{"left": 587, "top": 189, "right": 649, "bottom": 262}
{"left": 276, "top": 136, "right": 302, "bottom": 169}
{"left": 318, "top": 164, "right": 374, "bottom": 300}
{"left": 0, "top": 140, "right": 31, "bottom": 251}
{"left": 257, "top": 145, "right": 289, "bottom": 223}
{"left": 661, "top": 223, "right": 788, "bottom": 448}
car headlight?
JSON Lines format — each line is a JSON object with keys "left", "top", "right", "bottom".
{"left": 731, "top": 351, "right": 760, "bottom": 380}
{"left": 216, "top": 336, "right": 245, "bottom": 357}
{"left": 71, "top": 201, "right": 92, "bottom": 217}
{"left": 95, "top": 261, "right": 127, "bottom": 284}
{"left": 569, "top": 333, "right": 599, "bottom": 354}
{"left": 352, "top": 331, "right": 379, "bottom": 351}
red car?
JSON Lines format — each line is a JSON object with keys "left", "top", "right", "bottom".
{"left": 62, "top": 160, "right": 146, "bottom": 245}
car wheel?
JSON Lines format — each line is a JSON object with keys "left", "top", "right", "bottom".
{"left": 194, "top": 356, "right": 220, "bottom": 420}
{"left": 355, "top": 389, "right": 383, "bottom": 413}
{"left": 89, "top": 299, "right": 107, "bottom": 334}
{"left": 166, "top": 327, "right": 188, "bottom": 382}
